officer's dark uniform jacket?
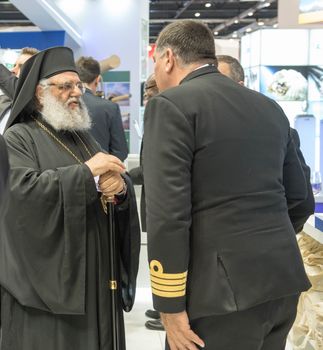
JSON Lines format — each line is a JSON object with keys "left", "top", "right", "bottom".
{"left": 143, "top": 65, "right": 311, "bottom": 321}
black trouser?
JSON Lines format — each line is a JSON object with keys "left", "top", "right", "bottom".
{"left": 166, "top": 294, "right": 299, "bottom": 350}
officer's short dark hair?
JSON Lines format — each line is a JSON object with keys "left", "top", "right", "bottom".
{"left": 217, "top": 55, "right": 245, "bottom": 83}
{"left": 75, "top": 56, "right": 100, "bottom": 84}
{"left": 156, "top": 20, "right": 216, "bottom": 66}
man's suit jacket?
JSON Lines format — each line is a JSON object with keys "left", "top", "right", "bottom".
{"left": 82, "top": 89, "right": 128, "bottom": 161}
{"left": 128, "top": 142, "right": 146, "bottom": 232}
{"left": 289, "top": 128, "right": 315, "bottom": 233}
{"left": 143, "top": 66, "right": 311, "bottom": 320}
{"left": 0, "top": 64, "right": 17, "bottom": 101}
{"left": 0, "top": 64, "right": 17, "bottom": 132}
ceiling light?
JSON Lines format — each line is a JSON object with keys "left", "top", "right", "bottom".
{"left": 205, "top": 2, "right": 211, "bottom": 7}
{"left": 264, "top": 2, "right": 271, "bottom": 7}
{"left": 232, "top": 32, "right": 238, "bottom": 38}
{"left": 214, "top": 31, "right": 219, "bottom": 35}
{"left": 195, "top": 12, "right": 201, "bottom": 17}
{"left": 273, "top": 23, "right": 278, "bottom": 28}
{"left": 246, "top": 28, "right": 252, "bottom": 32}
{"left": 258, "top": 21, "right": 265, "bottom": 26}
{"left": 248, "top": 11, "right": 254, "bottom": 16}
{"left": 234, "top": 19, "right": 239, "bottom": 24}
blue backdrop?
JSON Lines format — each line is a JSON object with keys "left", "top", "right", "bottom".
{"left": 0, "top": 31, "right": 65, "bottom": 50}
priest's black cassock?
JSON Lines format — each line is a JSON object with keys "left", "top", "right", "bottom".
{"left": 0, "top": 47, "right": 140, "bottom": 350}
{"left": 0, "top": 134, "right": 9, "bottom": 206}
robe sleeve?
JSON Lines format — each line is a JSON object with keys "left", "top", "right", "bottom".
{"left": 0, "top": 126, "right": 98, "bottom": 314}
{"left": 115, "top": 173, "right": 141, "bottom": 312}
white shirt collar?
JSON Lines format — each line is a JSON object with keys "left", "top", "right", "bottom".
{"left": 193, "top": 63, "right": 215, "bottom": 71}
{"left": 0, "top": 108, "right": 11, "bottom": 135}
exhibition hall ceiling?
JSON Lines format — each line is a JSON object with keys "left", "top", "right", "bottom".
{"left": 149, "top": 0, "right": 278, "bottom": 42}
{"left": 0, "top": 0, "right": 278, "bottom": 43}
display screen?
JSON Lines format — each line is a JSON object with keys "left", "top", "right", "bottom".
{"left": 260, "top": 30, "right": 309, "bottom": 66}
{"left": 299, "top": 0, "right": 323, "bottom": 24}
{"left": 258, "top": 65, "right": 323, "bottom": 102}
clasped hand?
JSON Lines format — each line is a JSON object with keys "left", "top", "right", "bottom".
{"left": 85, "top": 152, "right": 126, "bottom": 197}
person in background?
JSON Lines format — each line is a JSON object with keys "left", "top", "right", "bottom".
{"left": 76, "top": 56, "right": 128, "bottom": 161}
{"left": 217, "top": 54, "right": 315, "bottom": 233}
{"left": 11, "top": 47, "right": 40, "bottom": 77}
{"left": 143, "top": 20, "right": 311, "bottom": 350}
{"left": 0, "top": 46, "right": 140, "bottom": 350}
{"left": 0, "top": 47, "right": 39, "bottom": 134}
{"left": 216, "top": 54, "right": 245, "bottom": 86}
{"left": 128, "top": 74, "right": 164, "bottom": 331}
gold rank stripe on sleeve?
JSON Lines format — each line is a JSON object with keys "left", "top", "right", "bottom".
{"left": 150, "top": 260, "right": 187, "bottom": 298}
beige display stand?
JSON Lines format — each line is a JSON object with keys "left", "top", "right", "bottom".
{"left": 289, "top": 215, "right": 323, "bottom": 350}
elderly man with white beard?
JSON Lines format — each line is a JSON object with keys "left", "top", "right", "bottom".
{"left": 0, "top": 46, "right": 140, "bottom": 350}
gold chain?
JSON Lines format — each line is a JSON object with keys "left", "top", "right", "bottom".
{"left": 74, "top": 132, "right": 92, "bottom": 159}
{"left": 32, "top": 116, "right": 92, "bottom": 164}
{"left": 32, "top": 116, "right": 113, "bottom": 212}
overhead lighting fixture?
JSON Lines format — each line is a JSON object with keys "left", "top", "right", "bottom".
{"left": 246, "top": 28, "right": 252, "bottom": 32}
{"left": 273, "top": 23, "right": 278, "bottom": 28}
{"left": 248, "top": 11, "right": 254, "bottom": 16}
{"left": 214, "top": 31, "right": 219, "bottom": 35}
{"left": 234, "top": 19, "right": 239, "bottom": 24}
{"left": 258, "top": 21, "right": 265, "bottom": 26}
{"left": 195, "top": 12, "right": 201, "bottom": 17}
{"left": 232, "top": 32, "right": 238, "bottom": 38}
{"left": 264, "top": 2, "right": 271, "bottom": 7}
{"left": 205, "top": 2, "right": 211, "bottom": 7}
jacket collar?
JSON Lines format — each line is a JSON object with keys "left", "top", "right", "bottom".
{"left": 84, "top": 87, "right": 93, "bottom": 95}
{"left": 180, "top": 65, "right": 219, "bottom": 85}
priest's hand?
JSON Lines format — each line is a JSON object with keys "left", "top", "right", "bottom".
{"left": 98, "top": 171, "right": 125, "bottom": 197}
{"left": 85, "top": 152, "right": 125, "bottom": 177}
{"left": 161, "top": 311, "right": 205, "bottom": 350}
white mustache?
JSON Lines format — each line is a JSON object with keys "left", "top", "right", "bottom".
{"left": 66, "top": 97, "right": 80, "bottom": 106}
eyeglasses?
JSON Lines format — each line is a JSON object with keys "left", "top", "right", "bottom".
{"left": 41, "top": 81, "right": 85, "bottom": 94}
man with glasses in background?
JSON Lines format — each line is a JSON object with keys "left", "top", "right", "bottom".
{"left": 0, "top": 46, "right": 140, "bottom": 350}
{"left": 0, "top": 47, "right": 39, "bottom": 134}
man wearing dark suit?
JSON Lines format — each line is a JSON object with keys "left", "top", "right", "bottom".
{"left": 216, "top": 54, "right": 315, "bottom": 234}
{"left": 0, "top": 64, "right": 17, "bottom": 134}
{"left": 143, "top": 20, "right": 311, "bottom": 350}
{"left": 0, "top": 47, "right": 39, "bottom": 134}
{"left": 76, "top": 56, "right": 128, "bottom": 161}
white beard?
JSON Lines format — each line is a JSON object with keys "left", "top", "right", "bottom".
{"left": 40, "top": 90, "right": 91, "bottom": 131}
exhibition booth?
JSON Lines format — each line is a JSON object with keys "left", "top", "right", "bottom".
{"left": 0, "top": 2, "right": 323, "bottom": 349}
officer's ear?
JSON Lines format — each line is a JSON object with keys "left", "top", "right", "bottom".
{"left": 164, "top": 48, "right": 175, "bottom": 74}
